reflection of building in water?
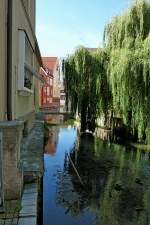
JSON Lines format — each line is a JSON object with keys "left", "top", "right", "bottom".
{"left": 45, "top": 126, "right": 59, "bottom": 155}
{"left": 45, "top": 114, "right": 64, "bottom": 124}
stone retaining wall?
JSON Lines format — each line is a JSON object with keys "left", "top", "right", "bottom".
{"left": 0, "top": 121, "right": 24, "bottom": 200}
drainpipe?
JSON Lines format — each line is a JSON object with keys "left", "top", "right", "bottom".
{"left": 7, "top": 0, "right": 13, "bottom": 120}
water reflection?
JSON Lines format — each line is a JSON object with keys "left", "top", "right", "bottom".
{"left": 44, "top": 126, "right": 150, "bottom": 225}
{"left": 45, "top": 114, "right": 64, "bottom": 124}
{"left": 45, "top": 126, "right": 59, "bottom": 155}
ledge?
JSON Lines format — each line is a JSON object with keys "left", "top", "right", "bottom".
{"left": 21, "top": 120, "right": 44, "bottom": 175}
{"left": 0, "top": 120, "right": 24, "bottom": 128}
{"left": 18, "top": 88, "right": 33, "bottom": 96}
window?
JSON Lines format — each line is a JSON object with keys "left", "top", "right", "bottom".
{"left": 49, "top": 98, "right": 52, "bottom": 103}
{"left": 43, "top": 98, "right": 46, "bottom": 104}
{"left": 49, "top": 69, "right": 53, "bottom": 75}
{"left": 50, "top": 78, "right": 53, "bottom": 86}
{"left": 25, "top": 36, "right": 33, "bottom": 66}
{"left": 50, "top": 88, "right": 53, "bottom": 96}
{"left": 24, "top": 36, "right": 33, "bottom": 89}
{"left": 47, "top": 87, "right": 50, "bottom": 96}
{"left": 24, "top": 67, "right": 32, "bottom": 89}
{"left": 18, "top": 30, "right": 33, "bottom": 92}
{"left": 60, "top": 95, "right": 65, "bottom": 100}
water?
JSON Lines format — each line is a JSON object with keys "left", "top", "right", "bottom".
{"left": 43, "top": 126, "right": 150, "bottom": 225}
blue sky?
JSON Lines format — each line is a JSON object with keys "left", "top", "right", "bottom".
{"left": 36, "top": 0, "right": 132, "bottom": 57}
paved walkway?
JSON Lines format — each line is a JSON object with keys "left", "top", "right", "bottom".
{"left": 21, "top": 119, "right": 44, "bottom": 176}
{"left": 19, "top": 183, "right": 38, "bottom": 225}
{"left": 0, "top": 116, "right": 44, "bottom": 225}
{"left": 0, "top": 183, "right": 38, "bottom": 225}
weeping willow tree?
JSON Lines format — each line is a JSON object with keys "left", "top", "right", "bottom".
{"left": 63, "top": 56, "right": 78, "bottom": 113}
{"left": 104, "top": 0, "right": 150, "bottom": 143}
{"left": 64, "top": 47, "right": 111, "bottom": 132}
{"left": 93, "top": 50, "right": 112, "bottom": 124}
{"left": 64, "top": 0, "right": 150, "bottom": 143}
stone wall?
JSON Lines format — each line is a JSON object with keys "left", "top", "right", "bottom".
{"left": 0, "top": 121, "right": 24, "bottom": 200}
{"left": 19, "top": 111, "right": 35, "bottom": 136}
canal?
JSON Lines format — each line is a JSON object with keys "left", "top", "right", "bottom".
{"left": 43, "top": 125, "right": 150, "bottom": 225}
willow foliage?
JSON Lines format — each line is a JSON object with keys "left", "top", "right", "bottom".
{"left": 93, "top": 50, "right": 112, "bottom": 118}
{"left": 64, "top": 56, "right": 77, "bottom": 113}
{"left": 64, "top": 47, "right": 110, "bottom": 132}
{"left": 64, "top": 0, "right": 150, "bottom": 143}
{"left": 104, "top": 0, "right": 150, "bottom": 49}
{"left": 105, "top": 0, "right": 150, "bottom": 142}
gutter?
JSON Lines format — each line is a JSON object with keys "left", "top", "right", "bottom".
{"left": 7, "top": 0, "right": 13, "bottom": 120}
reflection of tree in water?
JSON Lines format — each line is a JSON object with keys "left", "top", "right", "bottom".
{"left": 56, "top": 133, "right": 116, "bottom": 217}
{"left": 56, "top": 133, "right": 150, "bottom": 225}
{"left": 94, "top": 142, "right": 150, "bottom": 225}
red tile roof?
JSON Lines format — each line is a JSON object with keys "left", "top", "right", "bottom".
{"left": 42, "top": 57, "right": 58, "bottom": 71}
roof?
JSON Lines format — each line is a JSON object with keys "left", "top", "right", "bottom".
{"left": 86, "top": 48, "right": 98, "bottom": 53}
{"left": 35, "top": 41, "right": 43, "bottom": 66}
{"left": 42, "top": 57, "right": 58, "bottom": 71}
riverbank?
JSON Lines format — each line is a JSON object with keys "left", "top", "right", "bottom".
{"left": 44, "top": 112, "right": 150, "bottom": 153}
